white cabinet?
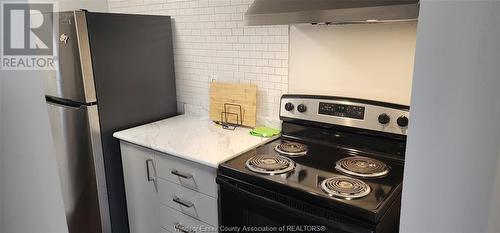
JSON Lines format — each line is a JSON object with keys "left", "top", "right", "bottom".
{"left": 121, "top": 142, "right": 160, "bottom": 233}
{"left": 120, "top": 141, "right": 218, "bottom": 233}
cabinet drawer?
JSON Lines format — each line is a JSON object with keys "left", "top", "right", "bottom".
{"left": 158, "top": 179, "right": 218, "bottom": 226}
{"left": 155, "top": 152, "right": 217, "bottom": 197}
{"left": 160, "top": 205, "right": 217, "bottom": 233}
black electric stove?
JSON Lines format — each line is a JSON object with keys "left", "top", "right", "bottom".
{"left": 217, "top": 95, "right": 409, "bottom": 233}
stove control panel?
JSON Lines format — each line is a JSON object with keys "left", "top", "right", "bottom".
{"left": 318, "top": 102, "right": 365, "bottom": 120}
{"left": 281, "top": 95, "right": 410, "bottom": 135}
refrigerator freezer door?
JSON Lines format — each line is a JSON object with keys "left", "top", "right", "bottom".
{"left": 43, "top": 11, "right": 96, "bottom": 103}
{"left": 47, "top": 101, "right": 106, "bottom": 233}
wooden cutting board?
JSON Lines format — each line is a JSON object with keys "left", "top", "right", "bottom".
{"left": 209, "top": 82, "right": 257, "bottom": 127}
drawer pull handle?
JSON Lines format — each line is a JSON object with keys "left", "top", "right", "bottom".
{"left": 145, "top": 159, "right": 155, "bottom": 182}
{"left": 174, "top": 222, "right": 194, "bottom": 233}
{"left": 171, "top": 170, "right": 193, "bottom": 179}
{"left": 173, "top": 196, "right": 194, "bottom": 208}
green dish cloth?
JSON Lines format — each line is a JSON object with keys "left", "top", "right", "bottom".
{"left": 250, "top": 126, "right": 280, "bottom": 138}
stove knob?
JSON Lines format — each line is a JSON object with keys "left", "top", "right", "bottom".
{"left": 397, "top": 116, "right": 409, "bottom": 127}
{"left": 285, "top": 102, "right": 294, "bottom": 111}
{"left": 297, "top": 104, "right": 307, "bottom": 113}
{"left": 378, "top": 113, "right": 390, "bottom": 125}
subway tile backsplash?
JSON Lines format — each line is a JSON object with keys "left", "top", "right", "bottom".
{"left": 108, "top": 0, "right": 289, "bottom": 126}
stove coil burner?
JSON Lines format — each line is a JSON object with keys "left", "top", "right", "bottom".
{"left": 274, "top": 141, "right": 308, "bottom": 157}
{"left": 335, "top": 156, "right": 389, "bottom": 178}
{"left": 246, "top": 154, "right": 295, "bottom": 175}
{"left": 320, "top": 176, "right": 371, "bottom": 199}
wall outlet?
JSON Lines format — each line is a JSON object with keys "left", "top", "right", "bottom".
{"left": 210, "top": 74, "right": 218, "bottom": 82}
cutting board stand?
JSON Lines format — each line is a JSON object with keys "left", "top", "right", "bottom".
{"left": 210, "top": 82, "right": 257, "bottom": 128}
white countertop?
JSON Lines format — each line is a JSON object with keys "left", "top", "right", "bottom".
{"left": 113, "top": 114, "right": 276, "bottom": 168}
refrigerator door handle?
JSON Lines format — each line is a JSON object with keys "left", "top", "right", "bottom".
{"left": 87, "top": 105, "right": 112, "bottom": 233}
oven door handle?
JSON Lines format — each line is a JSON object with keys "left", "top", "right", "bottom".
{"left": 216, "top": 176, "right": 374, "bottom": 233}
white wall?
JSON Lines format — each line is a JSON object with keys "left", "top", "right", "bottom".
{"left": 107, "top": 0, "right": 288, "bottom": 126}
{"left": 0, "top": 71, "right": 69, "bottom": 233}
{"left": 107, "top": 0, "right": 419, "bottom": 122}
{"left": 289, "top": 23, "right": 417, "bottom": 105}
{"left": 400, "top": 1, "right": 500, "bottom": 232}
{"left": 56, "top": 0, "right": 109, "bottom": 12}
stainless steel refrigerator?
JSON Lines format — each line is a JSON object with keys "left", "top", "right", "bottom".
{"left": 44, "top": 10, "right": 177, "bottom": 233}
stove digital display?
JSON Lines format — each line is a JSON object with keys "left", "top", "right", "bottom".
{"left": 318, "top": 102, "right": 365, "bottom": 120}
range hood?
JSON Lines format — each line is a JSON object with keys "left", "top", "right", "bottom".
{"left": 245, "top": 0, "right": 419, "bottom": 26}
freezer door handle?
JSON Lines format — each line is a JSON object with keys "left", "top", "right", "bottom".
{"left": 74, "top": 10, "right": 97, "bottom": 103}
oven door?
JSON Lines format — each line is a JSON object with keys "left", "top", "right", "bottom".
{"left": 217, "top": 175, "right": 376, "bottom": 233}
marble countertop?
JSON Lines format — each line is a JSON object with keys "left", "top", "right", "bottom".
{"left": 113, "top": 114, "right": 277, "bottom": 168}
